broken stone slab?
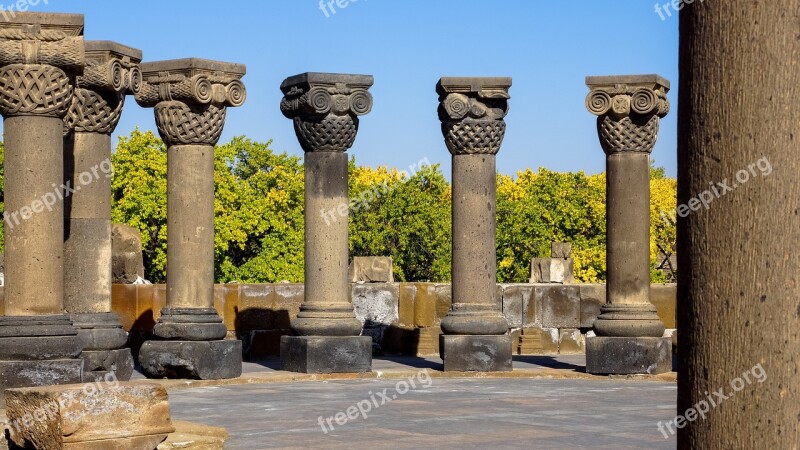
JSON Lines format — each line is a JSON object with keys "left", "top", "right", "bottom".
{"left": 111, "top": 223, "right": 146, "bottom": 284}
{"left": 5, "top": 382, "right": 175, "bottom": 450}
{"left": 558, "top": 328, "right": 586, "bottom": 354}
{"left": 536, "top": 284, "right": 581, "bottom": 329}
{"left": 0, "top": 360, "right": 83, "bottom": 390}
{"left": 530, "top": 258, "right": 576, "bottom": 284}
{"left": 139, "top": 340, "right": 242, "bottom": 380}
{"left": 348, "top": 257, "right": 394, "bottom": 283}
{"left": 280, "top": 336, "right": 372, "bottom": 374}
{"left": 81, "top": 349, "right": 134, "bottom": 383}
{"left": 551, "top": 242, "right": 572, "bottom": 259}
{"left": 440, "top": 335, "right": 513, "bottom": 372}
{"left": 157, "top": 421, "right": 228, "bottom": 450}
{"left": 351, "top": 283, "right": 400, "bottom": 327}
{"left": 585, "top": 336, "right": 672, "bottom": 375}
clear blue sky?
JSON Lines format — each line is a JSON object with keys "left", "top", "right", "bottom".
{"left": 25, "top": 0, "right": 679, "bottom": 177}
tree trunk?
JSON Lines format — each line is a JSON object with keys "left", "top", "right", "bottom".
{"left": 678, "top": 1, "right": 800, "bottom": 448}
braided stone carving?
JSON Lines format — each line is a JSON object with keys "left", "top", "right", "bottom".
{"left": 585, "top": 75, "right": 670, "bottom": 155}
{"left": 437, "top": 77, "right": 512, "bottom": 156}
{"left": 0, "top": 21, "right": 84, "bottom": 119}
{"left": 64, "top": 41, "right": 142, "bottom": 135}
{"left": 280, "top": 73, "right": 374, "bottom": 153}
{"left": 135, "top": 59, "right": 246, "bottom": 147}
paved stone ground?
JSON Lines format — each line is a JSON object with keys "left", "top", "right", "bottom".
{"left": 166, "top": 357, "right": 678, "bottom": 449}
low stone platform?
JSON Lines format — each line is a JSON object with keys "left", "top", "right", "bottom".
{"left": 280, "top": 336, "right": 372, "bottom": 374}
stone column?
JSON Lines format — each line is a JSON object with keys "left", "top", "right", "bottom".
{"left": 584, "top": 75, "right": 672, "bottom": 375}
{"left": 63, "top": 41, "right": 142, "bottom": 382}
{"left": 279, "top": 72, "right": 374, "bottom": 374}
{"left": 437, "top": 77, "right": 512, "bottom": 372}
{"left": 136, "top": 59, "right": 246, "bottom": 380}
{"left": 0, "top": 13, "right": 85, "bottom": 388}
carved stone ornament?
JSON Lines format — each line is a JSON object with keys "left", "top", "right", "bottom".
{"left": 280, "top": 72, "right": 374, "bottom": 153}
{"left": 437, "top": 77, "right": 512, "bottom": 156}
{"left": 585, "top": 74, "right": 670, "bottom": 155}
{"left": 135, "top": 58, "right": 246, "bottom": 147}
{"left": 64, "top": 41, "right": 142, "bottom": 135}
{"left": 0, "top": 14, "right": 85, "bottom": 118}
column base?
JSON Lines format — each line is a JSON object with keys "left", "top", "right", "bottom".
{"left": 280, "top": 336, "right": 372, "bottom": 374}
{"left": 138, "top": 340, "right": 242, "bottom": 380}
{"left": 585, "top": 336, "right": 672, "bottom": 375}
{"left": 152, "top": 308, "right": 227, "bottom": 341}
{"left": 0, "top": 360, "right": 83, "bottom": 389}
{"left": 81, "top": 349, "right": 134, "bottom": 382}
{"left": 71, "top": 313, "right": 128, "bottom": 351}
{"left": 439, "top": 335, "right": 512, "bottom": 372}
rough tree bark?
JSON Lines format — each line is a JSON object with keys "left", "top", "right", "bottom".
{"left": 678, "top": 1, "right": 800, "bottom": 448}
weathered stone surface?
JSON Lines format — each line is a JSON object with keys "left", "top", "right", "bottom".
{"left": 551, "top": 242, "right": 572, "bottom": 259}
{"left": 348, "top": 257, "right": 394, "bottom": 283}
{"left": 270, "top": 284, "right": 304, "bottom": 330}
{"left": 396, "top": 283, "right": 416, "bottom": 328}
{"left": 158, "top": 421, "right": 228, "bottom": 450}
{"left": 414, "top": 327, "right": 442, "bottom": 356}
{"left": 650, "top": 284, "right": 677, "bottom": 329}
{"left": 81, "top": 349, "right": 134, "bottom": 382}
{"left": 536, "top": 285, "right": 581, "bottom": 328}
{"left": 530, "top": 258, "right": 575, "bottom": 284}
{"left": 585, "top": 336, "right": 672, "bottom": 375}
{"left": 579, "top": 284, "right": 606, "bottom": 328}
{"left": 558, "top": 329, "right": 585, "bottom": 354}
{"left": 0, "top": 360, "right": 82, "bottom": 389}
{"left": 508, "top": 328, "right": 522, "bottom": 355}
{"left": 111, "top": 223, "right": 146, "bottom": 284}
{"left": 519, "top": 327, "right": 560, "bottom": 355}
{"left": 5, "top": 382, "right": 175, "bottom": 450}
{"left": 280, "top": 336, "right": 372, "bottom": 374}
{"left": 413, "top": 283, "right": 438, "bottom": 328}
{"left": 237, "top": 284, "right": 275, "bottom": 331}
{"left": 440, "top": 335, "right": 513, "bottom": 372}
{"left": 501, "top": 285, "right": 531, "bottom": 329}
{"left": 139, "top": 340, "right": 242, "bottom": 380}
{"left": 434, "top": 284, "right": 453, "bottom": 324}
{"left": 352, "top": 283, "right": 399, "bottom": 327}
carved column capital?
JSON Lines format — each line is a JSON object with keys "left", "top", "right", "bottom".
{"left": 280, "top": 72, "right": 374, "bottom": 153}
{"left": 64, "top": 41, "right": 142, "bottom": 135}
{"left": 0, "top": 13, "right": 85, "bottom": 119}
{"left": 135, "top": 58, "right": 246, "bottom": 147}
{"left": 585, "top": 74, "right": 670, "bottom": 155}
{"left": 437, "top": 77, "right": 512, "bottom": 156}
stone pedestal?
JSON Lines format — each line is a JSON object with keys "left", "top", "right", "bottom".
{"left": 279, "top": 72, "right": 374, "bottom": 373}
{"left": 440, "top": 335, "right": 512, "bottom": 372}
{"left": 63, "top": 40, "right": 142, "bottom": 382}
{"left": 135, "top": 58, "right": 247, "bottom": 380}
{"left": 584, "top": 75, "right": 671, "bottom": 374}
{"left": 437, "top": 77, "right": 512, "bottom": 371}
{"left": 0, "top": 12, "right": 86, "bottom": 389}
{"left": 586, "top": 336, "right": 672, "bottom": 375}
{"left": 280, "top": 336, "right": 372, "bottom": 374}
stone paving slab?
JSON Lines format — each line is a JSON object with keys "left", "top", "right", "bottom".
{"left": 167, "top": 377, "right": 678, "bottom": 449}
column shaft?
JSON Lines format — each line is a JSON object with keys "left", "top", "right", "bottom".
{"left": 606, "top": 152, "right": 651, "bottom": 306}
{"left": 64, "top": 132, "right": 112, "bottom": 314}
{"left": 166, "top": 144, "right": 215, "bottom": 310}
{"left": 4, "top": 115, "right": 65, "bottom": 316}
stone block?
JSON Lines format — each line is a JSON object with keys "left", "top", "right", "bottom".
{"left": 348, "top": 256, "right": 394, "bottom": 283}
{"left": 397, "top": 283, "right": 416, "bottom": 328}
{"left": 139, "top": 340, "right": 242, "bottom": 380}
{"left": 158, "top": 420, "right": 228, "bottom": 450}
{"left": 237, "top": 284, "right": 275, "bottom": 331}
{"left": 434, "top": 284, "right": 452, "bottom": 323}
{"left": 536, "top": 284, "right": 581, "bottom": 328}
{"left": 551, "top": 242, "right": 572, "bottom": 259}
{"left": 361, "top": 326, "right": 385, "bottom": 351}
{"left": 414, "top": 326, "right": 442, "bottom": 356}
{"left": 241, "top": 329, "right": 292, "bottom": 360}
{"left": 111, "top": 223, "right": 146, "bottom": 284}
{"left": 440, "top": 335, "right": 512, "bottom": 372}
{"left": 280, "top": 336, "right": 372, "bottom": 374}
{"left": 271, "top": 284, "right": 304, "bottom": 329}
{"left": 380, "top": 326, "right": 415, "bottom": 355}
{"left": 502, "top": 285, "right": 531, "bottom": 329}
{"left": 558, "top": 328, "right": 585, "bottom": 354}
{"left": 0, "top": 360, "right": 83, "bottom": 390}
{"left": 651, "top": 284, "right": 677, "bottom": 328}
{"left": 586, "top": 336, "right": 673, "bottom": 375}
{"left": 508, "top": 328, "right": 522, "bottom": 355}
{"left": 5, "top": 382, "right": 175, "bottom": 450}
{"left": 352, "top": 283, "right": 399, "bottom": 327}
{"left": 413, "top": 283, "right": 438, "bottom": 328}
{"left": 579, "top": 284, "right": 606, "bottom": 328}
{"left": 519, "top": 326, "right": 560, "bottom": 355}
{"left": 530, "top": 258, "right": 575, "bottom": 284}
{"left": 80, "top": 349, "right": 134, "bottom": 382}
